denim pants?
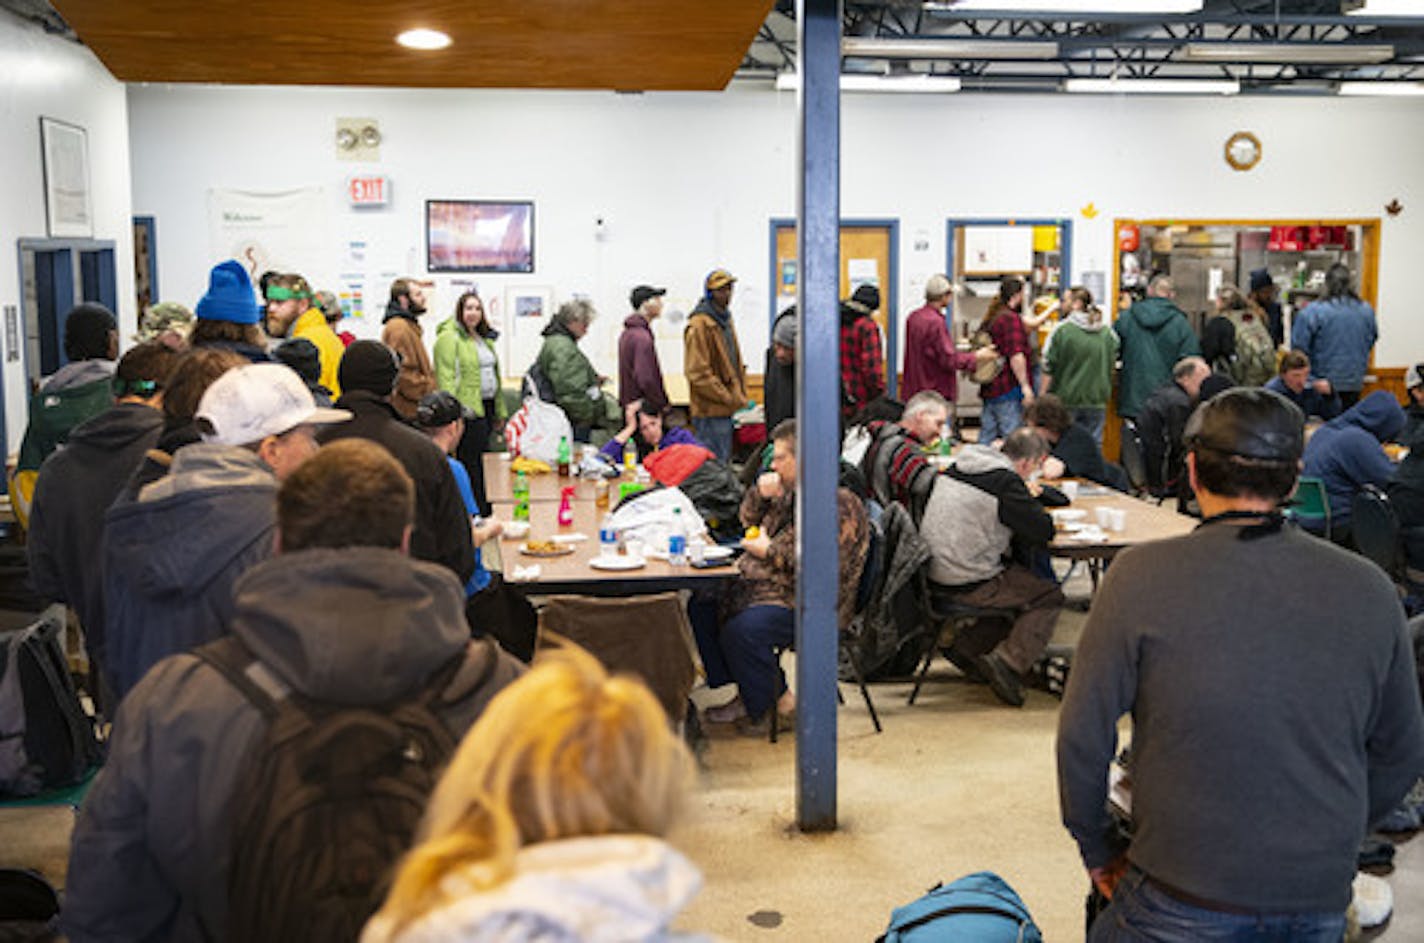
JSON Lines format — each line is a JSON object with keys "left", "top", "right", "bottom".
{"left": 1072, "top": 407, "right": 1107, "bottom": 447}
{"left": 701, "top": 604, "right": 794, "bottom": 720}
{"left": 1090, "top": 868, "right": 1346, "bottom": 943}
{"left": 693, "top": 416, "right": 734, "bottom": 463}
{"left": 979, "top": 395, "right": 1024, "bottom": 444}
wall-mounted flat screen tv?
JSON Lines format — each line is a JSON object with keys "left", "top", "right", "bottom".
{"left": 426, "top": 199, "right": 534, "bottom": 273}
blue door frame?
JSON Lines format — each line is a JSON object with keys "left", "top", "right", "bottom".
{"left": 769, "top": 217, "right": 901, "bottom": 397}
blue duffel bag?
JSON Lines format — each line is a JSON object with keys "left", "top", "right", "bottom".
{"left": 878, "top": 871, "right": 1044, "bottom": 942}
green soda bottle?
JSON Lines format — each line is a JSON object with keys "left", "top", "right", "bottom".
{"left": 513, "top": 471, "right": 530, "bottom": 522}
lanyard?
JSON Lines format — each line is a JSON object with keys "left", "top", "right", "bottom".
{"left": 1196, "top": 509, "right": 1285, "bottom": 540}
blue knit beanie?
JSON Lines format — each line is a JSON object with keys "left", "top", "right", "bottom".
{"left": 195, "top": 260, "right": 262, "bottom": 324}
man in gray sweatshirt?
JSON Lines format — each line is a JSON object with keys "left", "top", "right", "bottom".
{"left": 1058, "top": 388, "right": 1424, "bottom": 939}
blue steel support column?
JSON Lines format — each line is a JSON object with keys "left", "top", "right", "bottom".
{"left": 794, "top": 0, "right": 841, "bottom": 832}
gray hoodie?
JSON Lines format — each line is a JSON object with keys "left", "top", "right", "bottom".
{"left": 64, "top": 547, "right": 524, "bottom": 943}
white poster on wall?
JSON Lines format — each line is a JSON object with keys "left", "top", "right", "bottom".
{"left": 208, "top": 187, "right": 331, "bottom": 287}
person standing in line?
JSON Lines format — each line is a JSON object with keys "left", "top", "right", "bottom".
{"left": 977, "top": 277, "right": 1035, "bottom": 444}
{"left": 382, "top": 277, "right": 439, "bottom": 419}
{"left": 839, "top": 284, "right": 886, "bottom": 424}
{"left": 1042, "top": 286, "right": 1118, "bottom": 446}
{"left": 901, "top": 274, "right": 995, "bottom": 413}
{"left": 1115, "top": 275, "right": 1200, "bottom": 423}
{"left": 264, "top": 272, "right": 344, "bottom": 398}
{"left": 536, "top": 299, "right": 612, "bottom": 445}
{"left": 189, "top": 260, "right": 272, "bottom": 364}
{"left": 1058, "top": 388, "right": 1424, "bottom": 940}
{"left": 1291, "top": 263, "right": 1378, "bottom": 410}
{"left": 684, "top": 268, "right": 747, "bottom": 463}
{"left": 1248, "top": 267, "right": 1285, "bottom": 349}
{"left": 434, "top": 291, "right": 506, "bottom": 516}
{"left": 763, "top": 305, "right": 798, "bottom": 433}
{"left": 619, "top": 284, "right": 670, "bottom": 414}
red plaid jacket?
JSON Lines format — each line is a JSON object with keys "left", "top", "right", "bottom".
{"left": 840, "top": 315, "right": 886, "bottom": 420}
{"left": 980, "top": 306, "right": 1030, "bottom": 401}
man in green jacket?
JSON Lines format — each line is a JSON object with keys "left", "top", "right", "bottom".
{"left": 535, "top": 298, "right": 614, "bottom": 442}
{"left": 1115, "top": 275, "right": 1200, "bottom": 421}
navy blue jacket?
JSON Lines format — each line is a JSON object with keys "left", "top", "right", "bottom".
{"left": 1264, "top": 376, "right": 1342, "bottom": 422}
{"left": 1302, "top": 391, "right": 1404, "bottom": 533}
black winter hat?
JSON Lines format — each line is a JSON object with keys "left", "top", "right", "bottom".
{"left": 338, "top": 340, "right": 400, "bottom": 396}
{"left": 63, "top": 303, "right": 117, "bottom": 361}
{"left": 274, "top": 338, "right": 322, "bottom": 386}
{"left": 850, "top": 284, "right": 881, "bottom": 313}
{"left": 1184, "top": 387, "right": 1303, "bottom": 463}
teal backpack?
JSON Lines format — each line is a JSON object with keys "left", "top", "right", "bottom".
{"left": 878, "top": 872, "right": 1044, "bottom": 942}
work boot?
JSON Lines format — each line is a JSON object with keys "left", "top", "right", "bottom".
{"left": 973, "top": 651, "right": 1025, "bottom": 707}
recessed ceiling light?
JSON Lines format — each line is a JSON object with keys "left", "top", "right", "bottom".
{"left": 397, "top": 28, "right": 452, "bottom": 51}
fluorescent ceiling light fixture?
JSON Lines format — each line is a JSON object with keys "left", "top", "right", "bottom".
{"left": 1337, "top": 81, "right": 1424, "bottom": 95}
{"left": 1064, "top": 78, "right": 1239, "bottom": 94}
{"left": 1185, "top": 42, "right": 1393, "bottom": 64}
{"left": 935, "top": 1, "right": 1202, "bottom": 12}
{"left": 396, "top": 28, "right": 452, "bottom": 50}
{"left": 775, "top": 72, "right": 962, "bottom": 93}
{"left": 842, "top": 37, "right": 1059, "bottom": 60}
{"left": 1345, "top": 1, "right": 1424, "bottom": 17}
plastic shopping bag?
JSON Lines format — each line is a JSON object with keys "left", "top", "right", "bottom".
{"left": 505, "top": 397, "right": 573, "bottom": 463}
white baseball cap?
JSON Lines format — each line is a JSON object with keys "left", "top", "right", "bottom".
{"left": 1407, "top": 363, "right": 1424, "bottom": 391}
{"left": 196, "top": 363, "right": 350, "bottom": 446}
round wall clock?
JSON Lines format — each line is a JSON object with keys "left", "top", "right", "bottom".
{"left": 1225, "top": 131, "right": 1262, "bottom": 171}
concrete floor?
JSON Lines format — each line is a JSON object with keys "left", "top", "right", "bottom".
{"left": 3, "top": 575, "right": 1420, "bottom": 940}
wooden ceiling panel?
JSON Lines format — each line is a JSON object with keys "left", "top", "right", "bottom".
{"left": 52, "top": 0, "right": 775, "bottom": 91}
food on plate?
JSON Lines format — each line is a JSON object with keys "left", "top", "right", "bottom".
{"left": 524, "top": 540, "right": 560, "bottom": 554}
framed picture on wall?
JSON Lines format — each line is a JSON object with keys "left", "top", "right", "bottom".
{"left": 40, "top": 117, "right": 93, "bottom": 238}
{"left": 426, "top": 199, "right": 534, "bottom": 273}
{"left": 503, "top": 285, "right": 552, "bottom": 378}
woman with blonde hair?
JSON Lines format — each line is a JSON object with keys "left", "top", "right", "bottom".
{"left": 363, "top": 644, "right": 706, "bottom": 943}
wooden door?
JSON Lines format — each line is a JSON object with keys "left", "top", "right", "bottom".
{"left": 772, "top": 221, "right": 896, "bottom": 393}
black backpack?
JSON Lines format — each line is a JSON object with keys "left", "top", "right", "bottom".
{"left": 196, "top": 635, "right": 480, "bottom": 942}
{"left": 0, "top": 610, "right": 102, "bottom": 798}
{"left": 522, "top": 358, "right": 556, "bottom": 403}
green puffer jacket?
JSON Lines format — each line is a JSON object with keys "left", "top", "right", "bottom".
{"left": 536, "top": 321, "right": 605, "bottom": 427}
{"left": 433, "top": 318, "right": 507, "bottom": 420}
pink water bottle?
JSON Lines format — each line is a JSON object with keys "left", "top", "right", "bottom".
{"left": 557, "top": 486, "right": 575, "bottom": 528}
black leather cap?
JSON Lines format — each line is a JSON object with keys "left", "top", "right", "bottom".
{"left": 1184, "top": 387, "right": 1304, "bottom": 463}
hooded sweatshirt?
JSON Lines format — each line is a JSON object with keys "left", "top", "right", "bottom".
{"left": 1115, "top": 297, "right": 1200, "bottom": 419}
{"left": 12, "top": 359, "right": 117, "bottom": 525}
{"left": 27, "top": 402, "right": 164, "bottom": 663}
{"left": 382, "top": 300, "right": 438, "bottom": 419}
{"left": 101, "top": 442, "right": 278, "bottom": 698}
{"left": 63, "top": 548, "right": 523, "bottom": 943}
{"left": 1044, "top": 310, "right": 1119, "bottom": 409}
{"left": 763, "top": 309, "right": 798, "bottom": 431}
{"left": 360, "top": 835, "right": 711, "bottom": 943}
{"left": 1302, "top": 390, "right": 1404, "bottom": 533}
{"left": 618, "top": 313, "right": 668, "bottom": 412}
{"left": 920, "top": 444, "right": 1053, "bottom": 587}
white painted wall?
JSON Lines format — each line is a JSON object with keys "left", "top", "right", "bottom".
{"left": 127, "top": 80, "right": 1424, "bottom": 385}
{"left": 0, "top": 11, "right": 135, "bottom": 452}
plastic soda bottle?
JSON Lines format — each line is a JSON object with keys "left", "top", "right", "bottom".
{"left": 513, "top": 471, "right": 530, "bottom": 522}
{"left": 623, "top": 437, "right": 637, "bottom": 473}
{"left": 557, "top": 436, "right": 571, "bottom": 477}
{"left": 667, "top": 507, "right": 687, "bottom": 566}
{"left": 557, "top": 486, "right": 575, "bottom": 528}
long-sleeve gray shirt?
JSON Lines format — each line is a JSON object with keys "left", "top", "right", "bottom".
{"left": 1057, "top": 521, "right": 1424, "bottom": 913}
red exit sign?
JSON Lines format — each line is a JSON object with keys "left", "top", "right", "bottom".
{"left": 347, "top": 175, "right": 390, "bottom": 207}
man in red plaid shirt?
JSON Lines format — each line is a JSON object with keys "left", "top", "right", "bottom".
{"left": 978, "top": 277, "right": 1036, "bottom": 443}
{"left": 840, "top": 284, "right": 886, "bottom": 423}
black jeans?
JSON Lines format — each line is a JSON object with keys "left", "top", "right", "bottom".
{"left": 455, "top": 398, "right": 497, "bottom": 516}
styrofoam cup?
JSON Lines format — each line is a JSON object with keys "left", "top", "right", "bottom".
{"left": 1060, "top": 480, "right": 1079, "bottom": 501}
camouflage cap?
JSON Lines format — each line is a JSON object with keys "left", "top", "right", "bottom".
{"left": 135, "top": 301, "right": 195, "bottom": 343}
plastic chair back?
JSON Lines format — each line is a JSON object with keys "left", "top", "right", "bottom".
{"left": 1289, "top": 476, "right": 1332, "bottom": 538}
{"left": 1353, "top": 485, "right": 1402, "bottom": 579}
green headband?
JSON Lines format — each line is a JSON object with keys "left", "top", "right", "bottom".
{"left": 265, "top": 286, "right": 310, "bottom": 302}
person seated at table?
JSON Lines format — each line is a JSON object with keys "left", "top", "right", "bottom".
{"left": 921, "top": 428, "right": 1063, "bottom": 708}
{"left": 1265, "top": 350, "right": 1342, "bottom": 422}
{"left": 699, "top": 420, "right": 868, "bottom": 736}
{"left": 1137, "top": 356, "right": 1211, "bottom": 500}
{"left": 1388, "top": 442, "right": 1424, "bottom": 575}
{"left": 598, "top": 399, "right": 702, "bottom": 464}
{"left": 1400, "top": 362, "right": 1424, "bottom": 449}
{"left": 1023, "top": 394, "right": 1129, "bottom": 492}
{"left": 362, "top": 645, "right": 702, "bottom": 943}
{"left": 859, "top": 390, "right": 949, "bottom": 521}
{"left": 1303, "top": 390, "right": 1404, "bottom": 547}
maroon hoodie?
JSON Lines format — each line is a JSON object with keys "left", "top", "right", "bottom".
{"left": 618, "top": 313, "right": 668, "bottom": 411}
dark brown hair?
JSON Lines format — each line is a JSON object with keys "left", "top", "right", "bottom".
{"left": 161, "top": 348, "right": 246, "bottom": 424}
{"left": 1023, "top": 394, "right": 1073, "bottom": 437}
{"left": 191, "top": 318, "right": 266, "bottom": 349}
{"left": 454, "top": 291, "right": 495, "bottom": 339}
{"left": 115, "top": 341, "right": 180, "bottom": 396}
{"left": 278, "top": 439, "right": 414, "bottom": 552}
{"left": 1279, "top": 350, "right": 1310, "bottom": 374}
